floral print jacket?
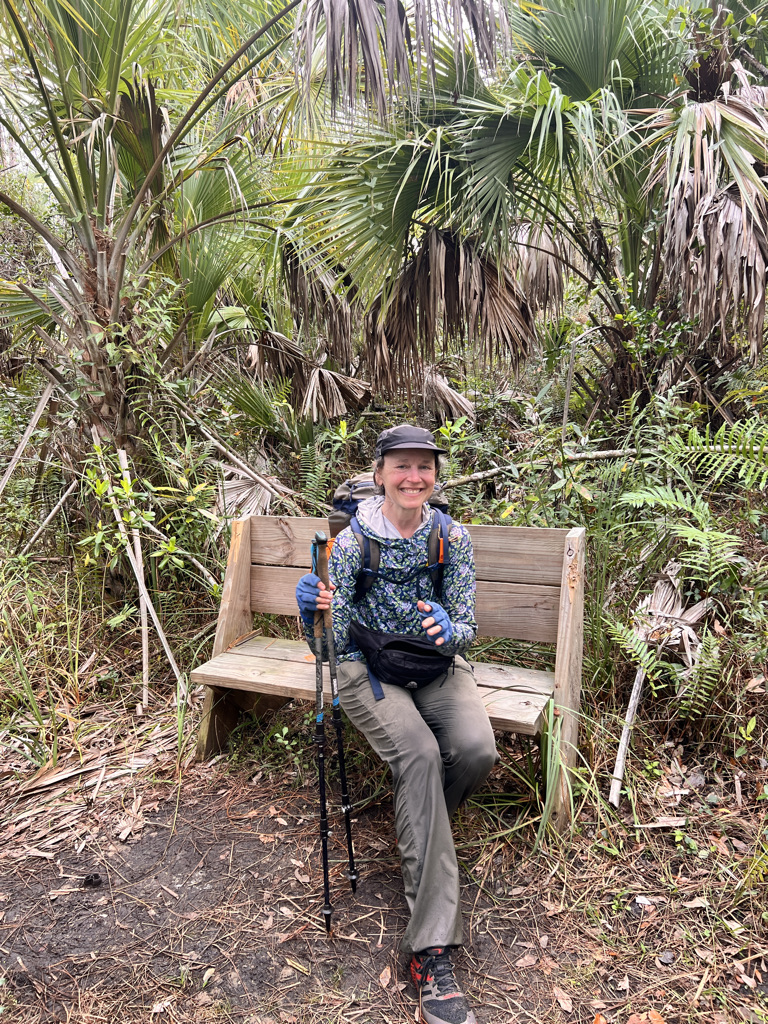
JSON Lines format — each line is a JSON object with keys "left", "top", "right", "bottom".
{"left": 304, "top": 498, "right": 477, "bottom": 662}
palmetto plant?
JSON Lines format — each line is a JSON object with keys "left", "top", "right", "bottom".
{"left": 298, "top": 0, "right": 768, "bottom": 399}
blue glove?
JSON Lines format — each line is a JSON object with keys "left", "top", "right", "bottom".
{"left": 296, "top": 573, "right": 323, "bottom": 626}
{"left": 419, "top": 601, "right": 453, "bottom": 647}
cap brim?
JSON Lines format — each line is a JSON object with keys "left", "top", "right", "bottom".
{"left": 378, "top": 441, "right": 447, "bottom": 456}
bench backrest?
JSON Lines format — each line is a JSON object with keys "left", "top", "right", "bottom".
{"left": 248, "top": 516, "right": 573, "bottom": 642}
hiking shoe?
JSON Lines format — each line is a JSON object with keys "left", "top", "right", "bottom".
{"left": 409, "top": 947, "right": 477, "bottom": 1024}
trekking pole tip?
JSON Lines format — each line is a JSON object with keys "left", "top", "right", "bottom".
{"left": 322, "top": 905, "right": 333, "bottom": 935}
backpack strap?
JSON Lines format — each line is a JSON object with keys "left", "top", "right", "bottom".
{"left": 426, "top": 509, "right": 452, "bottom": 601}
{"left": 350, "top": 516, "right": 380, "bottom": 604}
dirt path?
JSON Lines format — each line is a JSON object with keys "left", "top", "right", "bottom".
{"left": 1, "top": 726, "right": 765, "bottom": 1023}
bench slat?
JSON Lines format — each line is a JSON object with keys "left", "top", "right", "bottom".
{"left": 191, "top": 644, "right": 553, "bottom": 736}
{"left": 249, "top": 517, "right": 568, "bottom": 586}
{"left": 249, "top": 567, "right": 560, "bottom": 642}
{"left": 224, "top": 636, "right": 556, "bottom": 697}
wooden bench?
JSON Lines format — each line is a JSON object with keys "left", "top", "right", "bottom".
{"left": 192, "top": 516, "right": 585, "bottom": 831}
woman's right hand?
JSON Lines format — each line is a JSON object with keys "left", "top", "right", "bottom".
{"left": 295, "top": 573, "right": 335, "bottom": 620}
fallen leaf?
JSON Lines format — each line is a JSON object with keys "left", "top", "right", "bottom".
{"left": 616, "top": 974, "right": 630, "bottom": 991}
{"left": 539, "top": 934, "right": 549, "bottom": 948}
{"left": 279, "top": 906, "right": 294, "bottom": 918}
{"left": 694, "top": 946, "right": 714, "bottom": 964}
{"left": 379, "top": 966, "right": 391, "bottom": 989}
{"left": 258, "top": 834, "right": 277, "bottom": 844}
{"left": 541, "top": 899, "right": 564, "bottom": 916}
{"left": 682, "top": 896, "right": 709, "bottom": 909}
{"left": 262, "top": 914, "right": 274, "bottom": 931}
{"left": 294, "top": 869, "right": 310, "bottom": 884}
{"left": 510, "top": 886, "right": 526, "bottom": 896}
{"left": 514, "top": 954, "right": 538, "bottom": 969}
{"left": 592, "top": 1015, "right": 608, "bottom": 1024}
{"left": 648, "top": 1011, "right": 667, "bottom": 1024}
{"left": 553, "top": 985, "right": 573, "bottom": 1012}
{"left": 202, "top": 967, "right": 215, "bottom": 987}
{"left": 626, "top": 1015, "right": 645, "bottom": 1024}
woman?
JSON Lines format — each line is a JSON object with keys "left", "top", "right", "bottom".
{"left": 296, "top": 424, "right": 497, "bottom": 1024}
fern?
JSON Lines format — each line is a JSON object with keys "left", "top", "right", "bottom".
{"left": 619, "top": 485, "right": 712, "bottom": 526}
{"left": 671, "top": 525, "right": 743, "bottom": 589}
{"left": 665, "top": 419, "right": 768, "bottom": 492}
{"left": 299, "top": 442, "right": 329, "bottom": 515}
{"left": 676, "top": 630, "right": 721, "bottom": 719}
{"left": 606, "top": 618, "right": 668, "bottom": 694}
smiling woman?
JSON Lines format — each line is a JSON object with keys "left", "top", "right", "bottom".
{"left": 294, "top": 423, "right": 496, "bottom": 1024}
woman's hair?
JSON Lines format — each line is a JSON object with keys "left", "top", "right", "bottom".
{"left": 371, "top": 452, "right": 443, "bottom": 496}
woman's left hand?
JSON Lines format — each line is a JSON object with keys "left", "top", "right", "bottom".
{"left": 417, "top": 600, "right": 454, "bottom": 647}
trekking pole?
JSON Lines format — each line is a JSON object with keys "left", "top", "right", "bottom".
{"left": 314, "top": 531, "right": 358, "bottom": 894}
{"left": 312, "top": 536, "right": 333, "bottom": 935}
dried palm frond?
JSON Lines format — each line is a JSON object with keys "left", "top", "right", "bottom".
{"left": 608, "top": 561, "right": 712, "bottom": 807}
{"left": 283, "top": 243, "right": 355, "bottom": 368}
{"left": 365, "top": 228, "right": 535, "bottom": 394}
{"left": 511, "top": 222, "right": 564, "bottom": 315}
{"left": 631, "top": 562, "right": 711, "bottom": 668}
{"left": 218, "top": 467, "right": 273, "bottom": 517}
{"left": 423, "top": 365, "right": 475, "bottom": 421}
{"left": 296, "top": 0, "right": 506, "bottom": 119}
{"left": 299, "top": 365, "right": 371, "bottom": 420}
{"left": 247, "top": 329, "right": 308, "bottom": 388}
{"left": 664, "top": 181, "right": 768, "bottom": 360}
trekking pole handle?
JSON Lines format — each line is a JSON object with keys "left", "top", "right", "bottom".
{"left": 314, "top": 531, "right": 333, "bottom": 630}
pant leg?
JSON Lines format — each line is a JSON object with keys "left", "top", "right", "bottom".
{"left": 336, "top": 660, "right": 463, "bottom": 952}
{"left": 413, "top": 657, "right": 499, "bottom": 817}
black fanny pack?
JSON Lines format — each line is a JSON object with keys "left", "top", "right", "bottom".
{"left": 350, "top": 620, "right": 451, "bottom": 690}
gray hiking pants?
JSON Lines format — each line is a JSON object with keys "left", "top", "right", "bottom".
{"left": 336, "top": 657, "right": 498, "bottom": 953}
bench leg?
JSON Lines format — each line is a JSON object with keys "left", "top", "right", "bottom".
{"left": 196, "top": 686, "right": 288, "bottom": 760}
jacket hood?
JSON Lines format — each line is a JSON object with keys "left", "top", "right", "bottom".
{"left": 355, "top": 495, "right": 431, "bottom": 541}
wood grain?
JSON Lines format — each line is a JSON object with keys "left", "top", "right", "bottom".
{"left": 249, "top": 516, "right": 568, "bottom": 585}
{"left": 226, "top": 636, "right": 556, "bottom": 697}
{"left": 551, "top": 526, "right": 586, "bottom": 833}
{"left": 197, "top": 517, "right": 255, "bottom": 761}
{"left": 190, "top": 648, "right": 552, "bottom": 735}
{"left": 249, "top": 566, "right": 560, "bottom": 642}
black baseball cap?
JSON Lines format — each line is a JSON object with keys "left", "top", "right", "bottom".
{"left": 374, "top": 424, "right": 446, "bottom": 459}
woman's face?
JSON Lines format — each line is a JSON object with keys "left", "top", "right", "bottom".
{"left": 375, "top": 448, "right": 437, "bottom": 514}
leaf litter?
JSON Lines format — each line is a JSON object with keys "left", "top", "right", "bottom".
{"left": 0, "top": 700, "right": 766, "bottom": 1023}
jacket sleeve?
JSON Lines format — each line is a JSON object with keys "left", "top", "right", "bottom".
{"left": 437, "top": 523, "right": 477, "bottom": 655}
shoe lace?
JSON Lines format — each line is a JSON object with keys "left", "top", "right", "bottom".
{"left": 422, "top": 949, "right": 459, "bottom": 996}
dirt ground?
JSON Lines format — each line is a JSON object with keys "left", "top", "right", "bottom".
{"left": 1, "top": 704, "right": 767, "bottom": 1024}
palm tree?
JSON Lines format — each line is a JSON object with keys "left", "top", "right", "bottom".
{"left": 297, "top": 0, "right": 768, "bottom": 402}
{"left": 0, "top": 0, "right": 518, "bottom": 440}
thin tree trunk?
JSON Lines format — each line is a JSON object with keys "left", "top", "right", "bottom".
{"left": 0, "top": 384, "right": 55, "bottom": 499}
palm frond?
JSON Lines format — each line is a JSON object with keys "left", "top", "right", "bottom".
{"left": 423, "top": 365, "right": 475, "bottom": 421}
{"left": 364, "top": 227, "right": 535, "bottom": 394}
{"left": 298, "top": 365, "right": 370, "bottom": 420}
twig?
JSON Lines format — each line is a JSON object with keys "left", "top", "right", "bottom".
{"left": 442, "top": 448, "right": 640, "bottom": 488}
{"left": 18, "top": 479, "right": 78, "bottom": 556}
{"left": 185, "top": 414, "right": 303, "bottom": 513}
{"left": 0, "top": 383, "right": 54, "bottom": 499}
{"left": 117, "top": 450, "right": 150, "bottom": 711}
{"left": 91, "top": 428, "right": 185, "bottom": 700}
{"left": 139, "top": 520, "right": 219, "bottom": 590}
{"left": 608, "top": 665, "right": 646, "bottom": 808}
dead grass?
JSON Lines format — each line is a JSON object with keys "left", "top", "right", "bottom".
{"left": 1, "top": 689, "right": 766, "bottom": 1024}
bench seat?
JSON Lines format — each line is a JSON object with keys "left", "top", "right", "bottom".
{"left": 192, "top": 635, "right": 556, "bottom": 736}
